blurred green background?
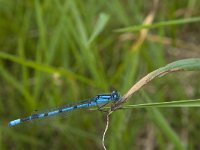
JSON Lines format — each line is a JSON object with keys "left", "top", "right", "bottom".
{"left": 0, "top": 0, "right": 200, "bottom": 149}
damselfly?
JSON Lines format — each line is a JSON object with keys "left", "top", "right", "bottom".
{"left": 9, "top": 91, "right": 120, "bottom": 126}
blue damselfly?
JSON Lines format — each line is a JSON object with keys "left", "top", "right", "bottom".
{"left": 9, "top": 91, "right": 120, "bottom": 126}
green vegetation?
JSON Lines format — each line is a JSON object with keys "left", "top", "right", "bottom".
{"left": 0, "top": 0, "right": 200, "bottom": 149}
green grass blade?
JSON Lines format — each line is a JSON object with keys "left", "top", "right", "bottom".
{"left": 159, "top": 58, "right": 200, "bottom": 71}
{"left": 0, "top": 52, "right": 94, "bottom": 86}
{"left": 123, "top": 99, "right": 200, "bottom": 109}
{"left": 116, "top": 16, "right": 200, "bottom": 32}
{"left": 88, "top": 13, "right": 109, "bottom": 45}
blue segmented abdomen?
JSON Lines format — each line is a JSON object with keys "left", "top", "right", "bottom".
{"left": 8, "top": 91, "right": 121, "bottom": 127}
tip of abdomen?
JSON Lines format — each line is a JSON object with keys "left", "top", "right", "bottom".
{"left": 8, "top": 119, "right": 21, "bottom": 127}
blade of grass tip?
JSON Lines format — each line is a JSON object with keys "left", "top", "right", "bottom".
{"left": 142, "top": 91, "right": 185, "bottom": 150}
{"left": 115, "top": 16, "right": 200, "bottom": 32}
{"left": 87, "top": 13, "right": 109, "bottom": 45}
{"left": 123, "top": 99, "right": 200, "bottom": 109}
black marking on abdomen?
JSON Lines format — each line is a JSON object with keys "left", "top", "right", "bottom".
{"left": 21, "top": 117, "right": 30, "bottom": 122}
{"left": 31, "top": 114, "right": 39, "bottom": 119}
{"left": 44, "top": 113, "right": 48, "bottom": 117}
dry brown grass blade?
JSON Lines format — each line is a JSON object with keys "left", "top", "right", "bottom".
{"left": 113, "top": 67, "right": 182, "bottom": 110}
{"left": 131, "top": 0, "right": 159, "bottom": 51}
